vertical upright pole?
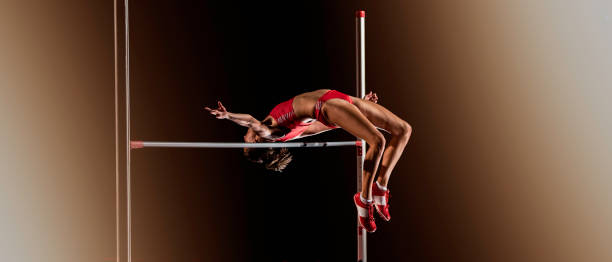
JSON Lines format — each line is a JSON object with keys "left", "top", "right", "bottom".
{"left": 113, "top": 0, "right": 120, "bottom": 261}
{"left": 355, "top": 9, "right": 367, "bottom": 262}
{"left": 124, "top": 0, "right": 132, "bottom": 262}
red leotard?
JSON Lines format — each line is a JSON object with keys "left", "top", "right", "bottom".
{"left": 268, "top": 90, "right": 353, "bottom": 142}
{"left": 268, "top": 97, "right": 312, "bottom": 142}
{"left": 313, "top": 90, "right": 353, "bottom": 127}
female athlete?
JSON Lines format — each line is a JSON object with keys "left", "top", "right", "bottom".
{"left": 205, "top": 89, "right": 412, "bottom": 232}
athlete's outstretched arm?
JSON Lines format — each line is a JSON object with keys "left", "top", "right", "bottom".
{"left": 205, "top": 101, "right": 272, "bottom": 138}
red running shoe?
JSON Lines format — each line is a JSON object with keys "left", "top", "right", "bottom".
{"left": 372, "top": 183, "right": 391, "bottom": 221}
{"left": 353, "top": 192, "right": 376, "bottom": 232}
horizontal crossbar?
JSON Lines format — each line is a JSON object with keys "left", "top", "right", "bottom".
{"left": 130, "top": 141, "right": 361, "bottom": 149}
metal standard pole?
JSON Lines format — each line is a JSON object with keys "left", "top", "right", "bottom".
{"left": 113, "top": 0, "right": 120, "bottom": 261}
{"left": 355, "top": 9, "right": 367, "bottom": 262}
{"left": 124, "top": 0, "right": 131, "bottom": 261}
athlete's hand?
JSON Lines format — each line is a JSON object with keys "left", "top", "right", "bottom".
{"left": 204, "top": 101, "right": 230, "bottom": 119}
{"left": 364, "top": 91, "right": 378, "bottom": 103}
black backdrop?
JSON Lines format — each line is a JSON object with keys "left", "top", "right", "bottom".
{"left": 126, "top": 1, "right": 407, "bottom": 261}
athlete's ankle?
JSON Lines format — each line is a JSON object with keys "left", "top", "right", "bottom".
{"left": 360, "top": 193, "right": 373, "bottom": 205}
{"left": 375, "top": 181, "right": 388, "bottom": 191}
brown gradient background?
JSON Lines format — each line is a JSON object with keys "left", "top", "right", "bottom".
{"left": 2, "top": 0, "right": 612, "bottom": 261}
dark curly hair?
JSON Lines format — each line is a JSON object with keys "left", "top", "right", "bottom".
{"left": 243, "top": 147, "right": 293, "bottom": 172}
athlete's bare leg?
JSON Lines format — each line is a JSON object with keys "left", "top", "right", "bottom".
{"left": 351, "top": 97, "right": 412, "bottom": 187}
{"left": 322, "top": 100, "right": 385, "bottom": 199}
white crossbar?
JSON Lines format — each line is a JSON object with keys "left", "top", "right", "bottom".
{"left": 130, "top": 141, "right": 360, "bottom": 149}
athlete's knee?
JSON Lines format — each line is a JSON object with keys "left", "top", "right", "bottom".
{"left": 395, "top": 120, "right": 412, "bottom": 140}
{"left": 368, "top": 132, "right": 386, "bottom": 153}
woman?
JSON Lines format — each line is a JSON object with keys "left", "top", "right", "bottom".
{"left": 205, "top": 89, "right": 412, "bottom": 232}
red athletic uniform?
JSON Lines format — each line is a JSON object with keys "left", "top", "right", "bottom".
{"left": 268, "top": 90, "right": 353, "bottom": 142}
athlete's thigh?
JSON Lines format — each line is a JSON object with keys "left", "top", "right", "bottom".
{"left": 351, "top": 97, "right": 406, "bottom": 134}
{"left": 323, "top": 100, "right": 382, "bottom": 143}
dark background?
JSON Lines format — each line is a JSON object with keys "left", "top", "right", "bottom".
{"left": 2, "top": 0, "right": 612, "bottom": 261}
{"left": 128, "top": 1, "right": 412, "bottom": 261}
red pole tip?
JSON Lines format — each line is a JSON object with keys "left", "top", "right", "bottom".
{"left": 355, "top": 140, "right": 363, "bottom": 147}
{"left": 130, "top": 141, "right": 144, "bottom": 149}
{"left": 356, "top": 10, "right": 365, "bottom": 18}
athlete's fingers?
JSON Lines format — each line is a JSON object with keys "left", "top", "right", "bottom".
{"left": 206, "top": 108, "right": 221, "bottom": 117}
{"left": 218, "top": 101, "right": 227, "bottom": 111}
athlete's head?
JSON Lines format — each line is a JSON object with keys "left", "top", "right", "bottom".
{"left": 243, "top": 147, "right": 293, "bottom": 172}
{"left": 242, "top": 117, "right": 292, "bottom": 171}
{"left": 243, "top": 126, "right": 292, "bottom": 172}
